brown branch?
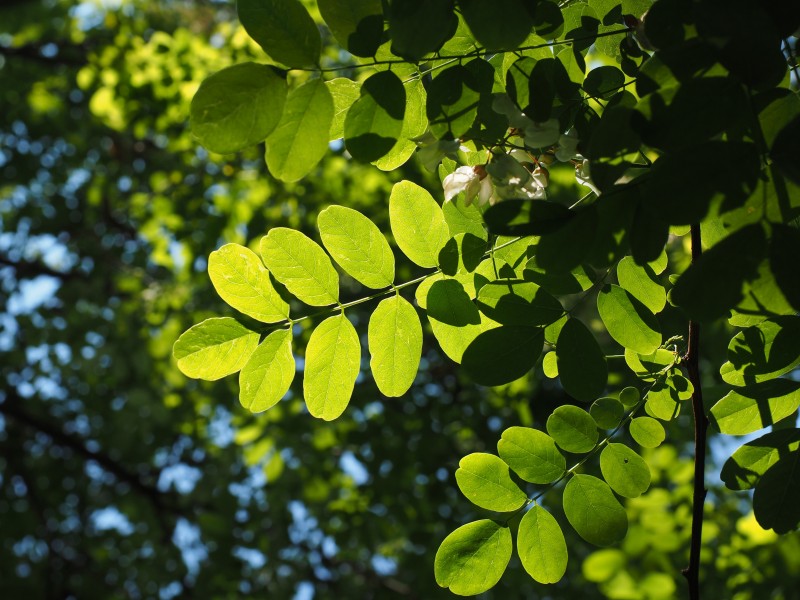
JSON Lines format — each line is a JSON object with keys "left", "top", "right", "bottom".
{"left": 681, "top": 224, "right": 708, "bottom": 599}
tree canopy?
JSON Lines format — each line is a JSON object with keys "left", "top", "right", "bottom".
{"left": 1, "top": 1, "right": 799, "bottom": 599}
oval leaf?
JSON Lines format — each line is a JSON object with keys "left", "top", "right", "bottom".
{"left": 265, "top": 78, "right": 333, "bottom": 182}
{"left": 597, "top": 284, "right": 662, "bottom": 354}
{"left": 600, "top": 443, "right": 651, "bottom": 498}
{"left": 389, "top": 180, "right": 450, "bottom": 268}
{"left": 720, "top": 316, "right": 800, "bottom": 386}
{"left": 318, "top": 0, "right": 383, "bottom": 57}
{"left": 590, "top": 397, "right": 625, "bottom": 429}
{"left": 617, "top": 256, "right": 666, "bottom": 314}
{"left": 260, "top": 228, "right": 339, "bottom": 306}
{"left": 711, "top": 379, "right": 800, "bottom": 435}
{"left": 318, "top": 205, "right": 395, "bottom": 289}
{"left": 546, "top": 405, "right": 598, "bottom": 454}
{"left": 239, "top": 328, "right": 295, "bottom": 412}
{"left": 344, "top": 70, "right": 406, "bottom": 162}
{"left": 462, "top": 325, "right": 544, "bottom": 386}
{"left": 190, "top": 62, "right": 286, "bottom": 154}
{"left": 434, "top": 520, "right": 512, "bottom": 596}
{"left": 497, "top": 427, "right": 565, "bottom": 484}
{"left": 721, "top": 429, "right": 800, "bottom": 491}
{"left": 563, "top": 474, "right": 628, "bottom": 546}
{"left": 368, "top": 295, "right": 422, "bottom": 397}
{"left": 208, "top": 243, "right": 289, "bottom": 322}
{"left": 455, "top": 452, "right": 527, "bottom": 512}
{"left": 753, "top": 449, "right": 800, "bottom": 534}
{"left": 517, "top": 504, "right": 568, "bottom": 584}
{"left": 476, "top": 281, "right": 563, "bottom": 326}
{"left": 426, "top": 279, "right": 484, "bottom": 363}
{"left": 629, "top": 416, "right": 665, "bottom": 449}
{"left": 303, "top": 314, "right": 360, "bottom": 420}
{"left": 556, "top": 317, "right": 608, "bottom": 401}
{"left": 237, "top": 0, "right": 321, "bottom": 68}
{"left": 173, "top": 317, "right": 259, "bottom": 380}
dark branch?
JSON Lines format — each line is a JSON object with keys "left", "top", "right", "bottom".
{"left": 0, "top": 43, "right": 87, "bottom": 67}
{"left": 681, "top": 224, "right": 708, "bottom": 599}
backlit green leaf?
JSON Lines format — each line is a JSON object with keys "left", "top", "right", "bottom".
{"left": 710, "top": 379, "right": 800, "bottom": 435}
{"left": 434, "top": 520, "right": 512, "bottom": 596}
{"left": 629, "top": 417, "right": 665, "bottom": 448}
{"left": 753, "top": 449, "right": 800, "bottom": 534}
{"left": 624, "top": 348, "right": 675, "bottom": 381}
{"left": 518, "top": 505, "right": 568, "bottom": 584}
{"left": 591, "top": 397, "right": 625, "bottom": 429}
{"left": 497, "top": 427, "right": 565, "bottom": 484}
{"left": 721, "top": 429, "right": 800, "bottom": 490}
{"left": 387, "top": 0, "right": 457, "bottom": 61}
{"left": 304, "top": 313, "right": 360, "bottom": 420}
{"left": 368, "top": 295, "right": 422, "bottom": 397}
{"left": 563, "top": 474, "right": 628, "bottom": 546}
{"left": 239, "top": 328, "right": 294, "bottom": 412}
{"left": 265, "top": 78, "right": 333, "bottom": 182}
{"left": 617, "top": 256, "right": 666, "bottom": 314}
{"left": 190, "top": 62, "right": 286, "bottom": 154}
{"left": 389, "top": 180, "right": 450, "bottom": 268}
{"left": 720, "top": 316, "right": 800, "bottom": 386}
{"left": 373, "top": 78, "right": 428, "bottom": 171}
{"left": 458, "top": 0, "right": 534, "bottom": 51}
{"left": 556, "top": 318, "right": 607, "bottom": 401}
{"left": 326, "top": 78, "right": 361, "bottom": 140}
{"left": 476, "top": 281, "right": 563, "bottom": 326}
{"left": 598, "top": 284, "right": 662, "bottom": 354}
{"left": 600, "top": 443, "right": 651, "bottom": 498}
{"left": 462, "top": 325, "right": 544, "bottom": 386}
{"left": 318, "top": 205, "right": 394, "bottom": 289}
{"left": 260, "top": 228, "right": 339, "bottom": 306}
{"left": 426, "top": 279, "right": 484, "bottom": 363}
{"left": 455, "top": 452, "right": 527, "bottom": 512}
{"left": 208, "top": 243, "right": 289, "bottom": 322}
{"left": 173, "top": 317, "right": 260, "bottom": 380}
{"left": 318, "top": 0, "right": 383, "bottom": 57}
{"left": 547, "top": 405, "right": 598, "bottom": 453}
{"left": 237, "top": 0, "right": 320, "bottom": 67}
{"left": 344, "top": 70, "right": 406, "bottom": 162}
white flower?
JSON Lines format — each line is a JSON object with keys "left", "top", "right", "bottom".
{"left": 488, "top": 154, "right": 547, "bottom": 200}
{"left": 555, "top": 130, "right": 580, "bottom": 162}
{"left": 575, "top": 159, "right": 602, "bottom": 197}
{"left": 414, "top": 133, "right": 461, "bottom": 172}
{"left": 523, "top": 118, "right": 560, "bottom": 148}
{"left": 442, "top": 165, "right": 494, "bottom": 206}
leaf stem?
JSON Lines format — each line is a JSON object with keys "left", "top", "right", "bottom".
{"left": 681, "top": 223, "right": 708, "bottom": 600}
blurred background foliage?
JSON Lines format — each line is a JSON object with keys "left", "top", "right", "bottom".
{"left": 0, "top": 1, "right": 798, "bottom": 598}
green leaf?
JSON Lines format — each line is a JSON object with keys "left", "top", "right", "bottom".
{"left": 303, "top": 313, "right": 360, "bottom": 421}
{"left": 710, "top": 380, "right": 800, "bottom": 435}
{"left": 644, "top": 382, "right": 681, "bottom": 422}
{"left": 619, "top": 386, "right": 641, "bottom": 408}
{"left": 556, "top": 317, "right": 608, "bottom": 402}
{"left": 629, "top": 417, "right": 665, "bottom": 449}
{"left": 426, "top": 279, "right": 484, "bottom": 363}
{"left": 772, "top": 115, "right": 800, "bottom": 185}
{"left": 426, "top": 64, "right": 482, "bottom": 139}
{"left": 624, "top": 348, "right": 675, "bottom": 382}
{"left": 438, "top": 233, "right": 486, "bottom": 276}
{"left": 389, "top": 180, "right": 450, "bottom": 268}
{"left": 208, "top": 243, "right": 289, "bottom": 322}
{"left": 543, "top": 351, "right": 559, "bottom": 378}
{"left": 497, "top": 426, "right": 565, "bottom": 484}
{"left": 753, "top": 449, "right": 800, "bottom": 533}
{"left": 434, "top": 520, "right": 512, "bottom": 596}
{"left": 591, "top": 397, "right": 625, "bottom": 429}
{"left": 387, "top": 0, "right": 457, "bottom": 62}
{"left": 239, "top": 328, "right": 294, "bottom": 412}
{"left": 721, "top": 429, "right": 800, "bottom": 490}
{"left": 517, "top": 505, "right": 568, "bottom": 584}
{"left": 265, "top": 78, "right": 333, "bottom": 182}
{"left": 173, "top": 317, "right": 260, "bottom": 380}
{"left": 597, "top": 284, "right": 662, "bottom": 354}
{"left": 769, "top": 224, "right": 800, "bottom": 312}
{"left": 373, "top": 78, "right": 428, "bottom": 171}
{"left": 455, "top": 452, "right": 527, "bottom": 512}
{"left": 563, "top": 474, "right": 628, "bottom": 546}
{"left": 536, "top": 205, "right": 598, "bottom": 273}
{"left": 584, "top": 65, "right": 625, "bottom": 99}
{"left": 616, "top": 256, "right": 666, "bottom": 314}
{"left": 458, "top": 0, "right": 534, "bottom": 51}
{"left": 462, "top": 325, "right": 544, "bottom": 386}
{"left": 483, "top": 199, "right": 572, "bottom": 237}
{"left": 368, "top": 295, "right": 422, "bottom": 397}
{"left": 720, "top": 316, "right": 800, "bottom": 386}
{"left": 600, "top": 443, "right": 651, "bottom": 498}
{"left": 190, "top": 62, "right": 286, "bottom": 154}
{"left": 237, "top": 0, "right": 320, "bottom": 67}
{"left": 671, "top": 224, "right": 767, "bottom": 322}
{"left": 317, "top": 0, "right": 383, "bottom": 57}
{"left": 260, "top": 228, "right": 339, "bottom": 306}
{"left": 476, "top": 281, "right": 562, "bottom": 326}
{"left": 344, "top": 70, "right": 406, "bottom": 162}
{"left": 326, "top": 78, "right": 361, "bottom": 140}
{"left": 546, "top": 405, "right": 598, "bottom": 453}
{"left": 318, "top": 205, "right": 394, "bottom": 289}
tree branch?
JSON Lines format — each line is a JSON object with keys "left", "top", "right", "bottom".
{"left": 681, "top": 224, "right": 708, "bottom": 599}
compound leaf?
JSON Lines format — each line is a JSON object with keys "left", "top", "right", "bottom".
{"left": 517, "top": 505, "right": 568, "bottom": 584}
{"left": 455, "top": 452, "right": 527, "bottom": 512}
{"left": 497, "top": 426, "right": 565, "bottom": 484}
{"left": 368, "top": 295, "right": 422, "bottom": 397}
{"left": 563, "top": 474, "right": 628, "bottom": 547}
{"left": 239, "top": 328, "right": 295, "bottom": 412}
{"left": 173, "top": 318, "right": 260, "bottom": 380}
